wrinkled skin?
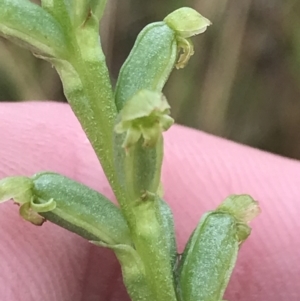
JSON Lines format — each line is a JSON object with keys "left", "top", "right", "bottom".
{"left": 0, "top": 102, "right": 299, "bottom": 301}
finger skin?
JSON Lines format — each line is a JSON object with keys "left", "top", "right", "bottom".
{"left": 0, "top": 102, "right": 300, "bottom": 301}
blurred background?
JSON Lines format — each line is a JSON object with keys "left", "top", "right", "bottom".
{"left": 1, "top": 0, "right": 300, "bottom": 159}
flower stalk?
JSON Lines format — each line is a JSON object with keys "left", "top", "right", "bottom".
{"left": 0, "top": 2, "right": 260, "bottom": 301}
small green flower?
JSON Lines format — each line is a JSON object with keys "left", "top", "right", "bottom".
{"left": 164, "top": 7, "right": 211, "bottom": 69}
{"left": 114, "top": 89, "right": 174, "bottom": 150}
{"left": 0, "top": 176, "right": 33, "bottom": 205}
{"left": 217, "top": 194, "right": 261, "bottom": 224}
{"left": 164, "top": 7, "right": 212, "bottom": 38}
{"left": 0, "top": 176, "right": 56, "bottom": 225}
{"left": 217, "top": 194, "right": 261, "bottom": 243}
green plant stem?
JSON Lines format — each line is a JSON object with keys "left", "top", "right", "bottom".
{"left": 46, "top": 11, "right": 130, "bottom": 217}
{"left": 45, "top": 4, "right": 177, "bottom": 300}
{"left": 130, "top": 199, "right": 177, "bottom": 301}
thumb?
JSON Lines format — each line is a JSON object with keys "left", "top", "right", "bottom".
{"left": 1, "top": 101, "right": 300, "bottom": 301}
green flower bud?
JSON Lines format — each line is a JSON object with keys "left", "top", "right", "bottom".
{"left": 176, "top": 194, "right": 260, "bottom": 301}
{"left": 0, "top": 172, "right": 132, "bottom": 245}
{"left": 31, "top": 172, "right": 132, "bottom": 245}
{"left": 0, "top": 0, "right": 68, "bottom": 58}
{"left": 177, "top": 212, "right": 238, "bottom": 301}
{"left": 115, "top": 8, "right": 211, "bottom": 110}
{"left": 114, "top": 21, "right": 177, "bottom": 112}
